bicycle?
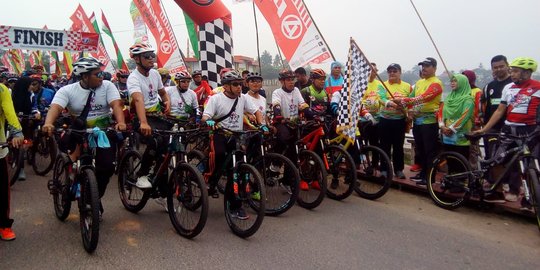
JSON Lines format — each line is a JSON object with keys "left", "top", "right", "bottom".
{"left": 426, "top": 131, "right": 540, "bottom": 230}
{"left": 117, "top": 124, "right": 209, "bottom": 239}
{"left": 191, "top": 126, "right": 266, "bottom": 238}
{"left": 19, "top": 113, "right": 57, "bottom": 176}
{"left": 330, "top": 120, "right": 393, "bottom": 200}
{"left": 46, "top": 127, "right": 106, "bottom": 253}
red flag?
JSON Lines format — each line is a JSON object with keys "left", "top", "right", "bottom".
{"left": 174, "top": 0, "right": 231, "bottom": 26}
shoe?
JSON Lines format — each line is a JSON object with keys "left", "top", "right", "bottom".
{"left": 279, "top": 183, "right": 292, "bottom": 195}
{"left": 330, "top": 179, "right": 339, "bottom": 189}
{"left": 311, "top": 181, "right": 321, "bottom": 191}
{"left": 410, "top": 164, "right": 422, "bottom": 172}
{"left": 154, "top": 197, "right": 168, "bottom": 212}
{"left": 0, "top": 228, "right": 16, "bottom": 241}
{"left": 410, "top": 174, "right": 423, "bottom": 182}
{"left": 269, "top": 164, "right": 280, "bottom": 173}
{"left": 502, "top": 183, "right": 510, "bottom": 193}
{"left": 251, "top": 191, "right": 261, "bottom": 201}
{"left": 300, "top": 180, "right": 309, "bottom": 191}
{"left": 395, "top": 171, "right": 406, "bottom": 179}
{"left": 18, "top": 170, "right": 26, "bottom": 181}
{"left": 484, "top": 192, "right": 505, "bottom": 203}
{"left": 504, "top": 192, "right": 518, "bottom": 202}
{"left": 520, "top": 197, "right": 533, "bottom": 212}
{"left": 99, "top": 203, "right": 104, "bottom": 222}
{"left": 208, "top": 186, "right": 219, "bottom": 198}
{"left": 416, "top": 179, "right": 427, "bottom": 188}
{"left": 230, "top": 208, "right": 249, "bottom": 220}
{"left": 448, "top": 186, "right": 466, "bottom": 193}
{"left": 136, "top": 175, "right": 152, "bottom": 189}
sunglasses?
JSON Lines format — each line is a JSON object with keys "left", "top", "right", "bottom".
{"left": 141, "top": 52, "right": 156, "bottom": 60}
{"left": 119, "top": 75, "right": 129, "bottom": 79}
{"left": 30, "top": 82, "right": 40, "bottom": 86}
{"left": 229, "top": 82, "right": 242, "bottom": 87}
{"left": 284, "top": 78, "right": 295, "bottom": 81}
{"left": 179, "top": 80, "right": 191, "bottom": 83}
{"left": 93, "top": 71, "right": 105, "bottom": 78}
{"left": 249, "top": 80, "right": 263, "bottom": 84}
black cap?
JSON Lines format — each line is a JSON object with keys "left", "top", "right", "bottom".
{"left": 387, "top": 63, "right": 401, "bottom": 71}
{"left": 418, "top": 57, "right": 437, "bottom": 67}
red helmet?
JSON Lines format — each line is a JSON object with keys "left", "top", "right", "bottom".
{"left": 129, "top": 43, "right": 154, "bottom": 58}
{"left": 310, "top": 69, "right": 326, "bottom": 79}
{"left": 116, "top": 69, "right": 130, "bottom": 77}
{"left": 174, "top": 71, "right": 191, "bottom": 80}
{"left": 29, "top": 74, "right": 43, "bottom": 82}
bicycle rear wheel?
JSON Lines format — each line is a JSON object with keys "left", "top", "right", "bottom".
{"left": 427, "top": 151, "right": 472, "bottom": 210}
{"left": 79, "top": 168, "right": 100, "bottom": 253}
{"left": 32, "top": 134, "right": 57, "bottom": 176}
{"left": 8, "top": 147, "right": 23, "bottom": 186}
{"left": 527, "top": 168, "right": 540, "bottom": 231}
{"left": 167, "top": 163, "right": 209, "bottom": 239}
{"left": 253, "top": 153, "right": 299, "bottom": 216}
{"left": 224, "top": 163, "right": 265, "bottom": 238}
{"left": 50, "top": 153, "right": 72, "bottom": 221}
{"left": 297, "top": 150, "right": 327, "bottom": 209}
{"left": 118, "top": 150, "right": 150, "bottom": 213}
{"left": 324, "top": 145, "right": 356, "bottom": 201}
{"left": 354, "top": 145, "right": 393, "bottom": 200}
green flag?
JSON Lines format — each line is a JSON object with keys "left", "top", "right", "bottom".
{"left": 184, "top": 12, "right": 199, "bottom": 59}
{"left": 101, "top": 10, "right": 129, "bottom": 70}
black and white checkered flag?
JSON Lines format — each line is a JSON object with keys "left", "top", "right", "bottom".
{"left": 199, "top": 18, "right": 234, "bottom": 88}
{"left": 337, "top": 39, "right": 371, "bottom": 142}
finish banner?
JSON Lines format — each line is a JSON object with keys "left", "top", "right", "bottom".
{"left": 133, "top": 0, "right": 187, "bottom": 74}
{"left": 0, "top": 25, "right": 98, "bottom": 52}
{"left": 255, "top": 0, "right": 331, "bottom": 70}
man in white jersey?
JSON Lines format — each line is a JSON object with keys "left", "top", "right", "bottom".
{"left": 202, "top": 70, "right": 267, "bottom": 220}
{"left": 43, "top": 57, "right": 126, "bottom": 219}
{"left": 127, "top": 43, "right": 171, "bottom": 190}
{"left": 166, "top": 71, "right": 200, "bottom": 121}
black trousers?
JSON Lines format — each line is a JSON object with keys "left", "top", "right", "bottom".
{"left": 209, "top": 133, "right": 242, "bottom": 210}
{"left": 378, "top": 118, "right": 406, "bottom": 172}
{"left": 0, "top": 157, "right": 13, "bottom": 228}
{"left": 412, "top": 123, "right": 440, "bottom": 178}
{"left": 363, "top": 122, "right": 380, "bottom": 165}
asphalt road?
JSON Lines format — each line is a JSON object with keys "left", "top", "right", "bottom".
{"left": 1, "top": 168, "right": 539, "bottom": 270}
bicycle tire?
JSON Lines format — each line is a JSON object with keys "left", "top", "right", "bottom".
{"left": 187, "top": 150, "right": 207, "bottom": 173}
{"left": 118, "top": 150, "right": 150, "bottom": 213}
{"left": 79, "top": 168, "right": 100, "bottom": 253}
{"left": 527, "top": 168, "right": 540, "bottom": 231}
{"left": 296, "top": 150, "right": 327, "bottom": 209}
{"left": 224, "top": 163, "right": 265, "bottom": 238}
{"left": 426, "top": 151, "right": 472, "bottom": 210}
{"left": 253, "top": 153, "right": 299, "bottom": 216}
{"left": 8, "top": 147, "right": 23, "bottom": 186}
{"left": 167, "top": 163, "right": 209, "bottom": 239}
{"left": 324, "top": 145, "right": 356, "bottom": 201}
{"left": 32, "top": 134, "right": 57, "bottom": 176}
{"left": 51, "top": 153, "right": 72, "bottom": 221}
{"left": 354, "top": 145, "right": 393, "bottom": 200}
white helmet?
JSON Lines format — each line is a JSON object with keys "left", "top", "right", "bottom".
{"left": 72, "top": 57, "right": 103, "bottom": 76}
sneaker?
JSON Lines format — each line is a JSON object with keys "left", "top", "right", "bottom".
{"left": 136, "top": 175, "right": 152, "bottom": 189}
{"left": 99, "top": 203, "right": 104, "bottom": 222}
{"left": 311, "top": 181, "right": 321, "bottom": 190}
{"left": 0, "top": 228, "right": 16, "bottom": 241}
{"left": 330, "top": 179, "right": 339, "bottom": 189}
{"left": 18, "top": 170, "right": 26, "bottom": 181}
{"left": 504, "top": 192, "right": 518, "bottom": 202}
{"left": 416, "top": 179, "right": 427, "bottom": 188}
{"left": 520, "top": 197, "right": 534, "bottom": 212}
{"left": 410, "top": 164, "right": 422, "bottom": 172}
{"left": 502, "top": 183, "right": 510, "bottom": 193}
{"left": 230, "top": 208, "right": 249, "bottom": 220}
{"left": 154, "top": 197, "right": 168, "bottom": 212}
{"left": 410, "top": 173, "right": 423, "bottom": 182}
{"left": 251, "top": 191, "right": 261, "bottom": 201}
{"left": 395, "top": 171, "right": 406, "bottom": 179}
{"left": 299, "top": 180, "right": 309, "bottom": 191}
{"left": 484, "top": 192, "right": 505, "bottom": 203}
{"left": 279, "top": 183, "right": 292, "bottom": 195}
{"left": 208, "top": 186, "right": 219, "bottom": 198}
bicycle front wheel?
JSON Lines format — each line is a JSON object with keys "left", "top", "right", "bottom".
{"left": 32, "top": 133, "right": 57, "bottom": 176}
{"left": 79, "top": 168, "right": 100, "bottom": 253}
{"left": 118, "top": 150, "right": 150, "bottom": 213}
{"left": 527, "top": 168, "right": 540, "bottom": 231}
{"left": 167, "top": 162, "right": 209, "bottom": 239}
{"left": 8, "top": 147, "right": 23, "bottom": 186}
{"left": 354, "top": 145, "right": 393, "bottom": 200}
{"left": 324, "top": 145, "right": 356, "bottom": 201}
{"left": 297, "top": 150, "right": 328, "bottom": 209}
{"left": 427, "top": 151, "right": 472, "bottom": 210}
{"left": 51, "top": 153, "right": 72, "bottom": 221}
{"left": 224, "top": 163, "right": 265, "bottom": 238}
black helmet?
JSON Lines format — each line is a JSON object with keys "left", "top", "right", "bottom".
{"left": 246, "top": 72, "right": 263, "bottom": 82}
{"left": 278, "top": 69, "right": 295, "bottom": 80}
{"left": 220, "top": 70, "right": 242, "bottom": 84}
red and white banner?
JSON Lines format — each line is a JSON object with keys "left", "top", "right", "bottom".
{"left": 133, "top": 0, "right": 187, "bottom": 74}
{"left": 174, "top": 0, "right": 232, "bottom": 26}
{"left": 1, "top": 53, "right": 13, "bottom": 72}
{"left": 70, "top": 4, "right": 114, "bottom": 72}
{"left": 0, "top": 25, "right": 98, "bottom": 52}
{"left": 255, "top": 0, "right": 332, "bottom": 70}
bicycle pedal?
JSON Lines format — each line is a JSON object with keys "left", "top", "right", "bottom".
{"left": 47, "top": 180, "right": 57, "bottom": 194}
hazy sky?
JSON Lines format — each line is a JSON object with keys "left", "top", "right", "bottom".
{"left": 3, "top": 0, "right": 540, "bottom": 71}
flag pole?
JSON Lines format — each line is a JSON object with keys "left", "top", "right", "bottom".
{"left": 275, "top": 40, "right": 286, "bottom": 69}
{"left": 252, "top": 1, "right": 262, "bottom": 74}
{"left": 301, "top": 0, "right": 335, "bottom": 61}
{"left": 409, "top": 0, "right": 451, "bottom": 76}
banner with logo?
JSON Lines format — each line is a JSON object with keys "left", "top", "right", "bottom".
{"left": 0, "top": 25, "right": 98, "bottom": 52}
{"left": 133, "top": 0, "right": 187, "bottom": 74}
{"left": 255, "top": 0, "right": 332, "bottom": 70}
{"left": 130, "top": 0, "right": 149, "bottom": 44}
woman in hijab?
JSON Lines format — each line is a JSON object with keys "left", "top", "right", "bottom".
{"left": 11, "top": 77, "right": 33, "bottom": 116}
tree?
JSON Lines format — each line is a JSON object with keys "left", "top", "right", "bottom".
{"left": 260, "top": 50, "right": 273, "bottom": 67}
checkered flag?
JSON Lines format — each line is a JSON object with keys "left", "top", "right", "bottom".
{"left": 199, "top": 18, "right": 234, "bottom": 88}
{"left": 337, "top": 38, "right": 371, "bottom": 142}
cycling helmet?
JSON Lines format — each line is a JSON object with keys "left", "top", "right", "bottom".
{"left": 191, "top": 70, "right": 202, "bottom": 76}
{"left": 278, "top": 69, "right": 295, "bottom": 80}
{"left": 32, "top": 65, "right": 44, "bottom": 72}
{"left": 310, "top": 68, "right": 326, "bottom": 79}
{"left": 219, "top": 68, "right": 232, "bottom": 78}
{"left": 116, "top": 69, "right": 130, "bottom": 77}
{"left": 129, "top": 43, "right": 154, "bottom": 58}
{"left": 6, "top": 73, "right": 19, "bottom": 82}
{"left": 174, "top": 71, "right": 191, "bottom": 80}
{"left": 220, "top": 70, "right": 242, "bottom": 84}
{"left": 509, "top": 57, "right": 538, "bottom": 72}
{"left": 0, "top": 72, "right": 8, "bottom": 78}
{"left": 246, "top": 72, "right": 263, "bottom": 82}
{"left": 72, "top": 57, "right": 104, "bottom": 76}
{"left": 157, "top": 68, "right": 170, "bottom": 76}
{"left": 29, "top": 74, "right": 43, "bottom": 82}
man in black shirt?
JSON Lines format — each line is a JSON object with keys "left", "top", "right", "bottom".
{"left": 294, "top": 67, "right": 312, "bottom": 90}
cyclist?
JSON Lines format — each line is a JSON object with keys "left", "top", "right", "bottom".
{"left": 475, "top": 57, "right": 540, "bottom": 205}
{"left": 166, "top": 71, "right": 200, "bottom": 121}
{"left": 201, "top": 70, "right": 266, "bottom": 220}
{"left": 300, "top": 69, "right": 331, "bottom": 116}
{"left": 5, "top": 73, "right": 18, "bottom": 92}
{"left": 158, "top": 68, "right": 174, "bottom": 87}
{"left": 42, "top": 56, "right": 126, "bottom": 219}
{"left": 29, "top": 74, "right": 54, "bottom": 119}
{"left": 189, "top": 70, "right": 212, "bottom": 111}
{"left": 126, "top": 43, "right": 171, "bottom": 190}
